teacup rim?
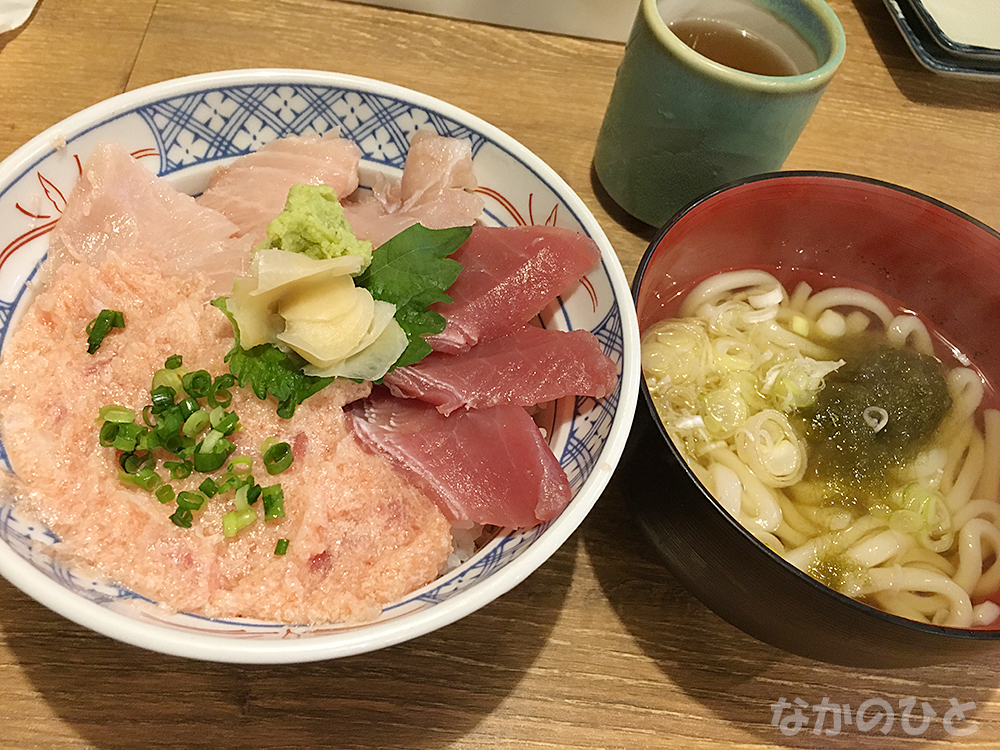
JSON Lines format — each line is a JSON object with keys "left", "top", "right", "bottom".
{"left": 642, "top": 0, "right": 847, "bottom": 91}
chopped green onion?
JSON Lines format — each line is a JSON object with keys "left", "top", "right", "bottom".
{"left": 160, "top": 432, "right": 195, "bottom": 456}
{"left": 99, "top": 421, "right": 121, "bottom": 447}
{"left": 210, "top": 409, "right": 240, "bottom": 436}
{"left": 217, "top": 470, "right": 252, "bottom": 493}
{"left": 151, "top": 368, "right": 184, "bottom": 395}
{"left": 119, "top": 450, "right": 153, "bottom": 475}
{"left": 95, "top": 352, "right": 290, "bottom": 536}
{"left": 181, "top": 370, "right": 212, "bottom": 399}
{"left": 117, "top": 470, "right": 138, "bottom": 486}
{"left": 261, "top": 484, "right": 285, "bottom": 520}
{"left": 169, "top": 507, "right": 194, "bottom": 528}
{"left": 177, "top": 396, "right": 200, "bottom": 420}
{"left": 262, "top": 441, "right": 293, "bottom": 475}
{"left": 176, "top": 490, "right": 206, "bottom": 511}
{"left": 216, "top": 456, "right": 254, "bottom": 492}
{"left": 182, "top": 410, "right": 211, "bottom": 438}
{"left": 112, "top": 433, "right": 137, "bottom": 453}
{"left": 164, "top": 458, "right": 193, "bottom": 480}
{"left": 136, "top": 429, "right": 161, "bottom": 451}
{"left": 200, "top": 429, "right": 223, "bottom": 454}
{"left": 155, "top": 485, "right": 175, "bottom": 504}
{"left": 244, "top": 482, "right": 261, "bottom": 505}
{"left": 208, "top": 374, "right": 236, "bottom": 408}
{"left": 193, "top": 429, "right": 235, "bottom": 472}
{"left": 154, "top": 409, "right": 184, "bottom": 439}
{"left": 86, "top": 309, "right": 125, "bottom": 354}
{"left": 222, "top": 507, "right": 256, "bottom": 537}
{"left": 228, "top": 456, "right": 253, "bottom": 475}
{"left": 198, "top": 477, "right": 219, "bottom": 498}
{"left": 274, "top": 538, "right": 289, "bottom": 555}
{"left": 215, "top": 411, "right": 240, "bottom": 435}
{"left": 97, "top": 404, "right": 136, "bottom": 424}
{"left": 233, "top": 484, "right": 251, "bottom": 512}
{"left": 112, "top": 423, "right": 146, "bottom": 452}
{"left": 132, "top": 467, "right": 161, "bottom": 491}
{"left": 192, "top": 451, "right": 228, "bottom": 473}
{"left": 149, "top": 385, "right": 177, "bottom": 414}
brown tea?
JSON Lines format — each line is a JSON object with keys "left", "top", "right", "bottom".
{"left": 668, "top": 17, "right": 800, "bottom": 76}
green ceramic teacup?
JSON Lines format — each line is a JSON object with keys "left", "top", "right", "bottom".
{"left": 594, "top": 0, "right": 845, "bottom": 227}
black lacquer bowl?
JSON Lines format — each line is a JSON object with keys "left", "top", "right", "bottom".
{"left": 624, "top": 171, "right": 1000, "bottom": 668}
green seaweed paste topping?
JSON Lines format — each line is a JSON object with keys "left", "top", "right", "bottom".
{"left": 795, "top": 340, "right": 952, "bottom": 509}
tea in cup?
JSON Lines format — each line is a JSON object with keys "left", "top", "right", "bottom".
{"left": 593, "top": 0, "right": 845, "bottom": 227}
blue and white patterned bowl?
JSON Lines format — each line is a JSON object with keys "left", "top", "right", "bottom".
{"left": 0, "top": 69, "right": 639, "bottom": 663}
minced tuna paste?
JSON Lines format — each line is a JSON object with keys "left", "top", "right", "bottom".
{"left": 0, "top": 255, "right": 452, "bottom": 624}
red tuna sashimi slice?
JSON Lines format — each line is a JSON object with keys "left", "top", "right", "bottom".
{"left": 46, "top": 142, "right": 253, "bottom": 294}
{"left": 384, "top": 325, "right": 618, "bottom": 415}
{"left": 197, "top": 133, "right": 362, "bottom": 243}
{"left": 347, "top": 390, "right": 572, "bottom": 528}
{"left": 425, "top": 225, "right": 602, "bottom": 354}
{"left": 342, "top": 130, "right": 484, "bottom": 248}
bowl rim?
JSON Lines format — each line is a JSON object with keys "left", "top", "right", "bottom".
{"left": 632, "top": 169, "right": 1000, "bottom": 642}
{"left": 639, "top": 170, "right": 1000, "bottom": 251}
{"left": 0, "top": 67, "right": 641, "bottom": 663}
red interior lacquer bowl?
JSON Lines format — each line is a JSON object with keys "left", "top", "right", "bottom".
{"left": 624, "top": 172, "right": 1000, "bottom": 667}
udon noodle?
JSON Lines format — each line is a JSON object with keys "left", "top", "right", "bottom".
{"left": 642, "top": 269, "right": 1000, "bottom": 628}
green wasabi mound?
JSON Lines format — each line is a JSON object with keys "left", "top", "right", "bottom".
{"left": 261, "top": 184, "right": 372, "bottom": 269}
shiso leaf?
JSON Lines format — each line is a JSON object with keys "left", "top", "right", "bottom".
{"left": 355, "top": 223, "right": 469, "bottom": 369}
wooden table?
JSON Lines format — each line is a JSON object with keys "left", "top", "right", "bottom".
{"left": 2, "top": 1, "right": 999, "bottom": 748}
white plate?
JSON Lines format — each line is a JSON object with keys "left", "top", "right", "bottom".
{"left": 882, "top": 0, "right": 1000, "bottom": 79}
{"left": 904, "top": 0, "right": 1000, "bottom": 61}
{"left": 0, "top": 69, "right": 640, "bottom": 663}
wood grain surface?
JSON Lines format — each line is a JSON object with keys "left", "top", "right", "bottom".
{"left": 1, "top": 1, "right": 1000, "bottom": 748}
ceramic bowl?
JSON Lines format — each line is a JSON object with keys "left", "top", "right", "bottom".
{"left": 0, "top": 69, "right": 640, "bottom": 663}
{"left": 626, "top": 171, "right": 1000, "bottom": 667}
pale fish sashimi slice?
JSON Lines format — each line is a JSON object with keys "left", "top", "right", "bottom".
{"left": 196, "top": 132, "right": 362, "bottom": 243}
{"left": 45, "top": 142, "right": 253, "bottom": 294}
{"left": 384, "top": 324, "right": 618, "bottom": 415}
{"left": 425, "top": 225, "right": 602, "bottom": 354}
{"left": 347, "top": 390, "right": 572, "bottom": 528}
{"left": 342, "top": 130, "right": 484, "bottom": 248}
